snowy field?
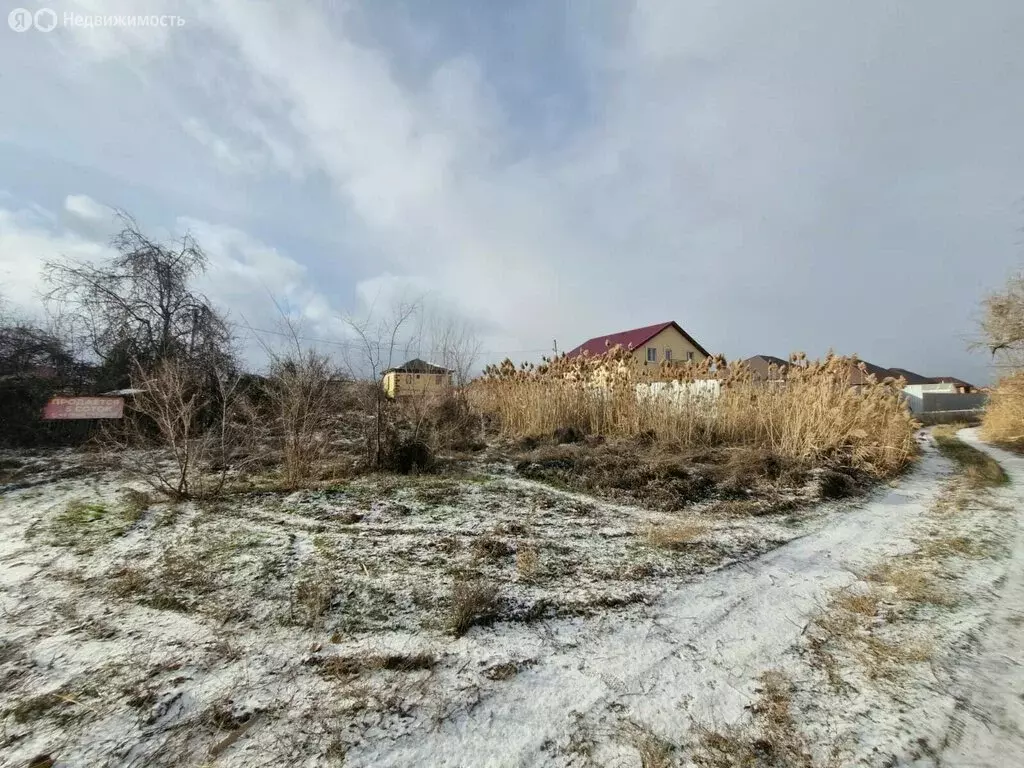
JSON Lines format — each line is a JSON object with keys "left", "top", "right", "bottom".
{"left": 0, "top": 429, "right": 1021, "bottom": 767}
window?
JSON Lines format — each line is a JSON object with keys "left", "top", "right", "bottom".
{"left": 646, "top": 347, "right": 657, "bottom": 363}
{"left": 664, "top": 349, "right": 672, "bottom": 361}
{"left": 686, "top": 351, "right": 694, "bottom": 362}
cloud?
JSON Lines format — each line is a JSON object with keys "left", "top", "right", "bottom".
{"left": 4, "top": 0, "right": 1023, "bottom": 385}
{"left": 0, "top": 203, "right": 348, "bottom": 366}
{"left": 0, "top": 205, "right": 113, "bottom": 320}
{"left": 64, "top": 194, "right": 111, "bottom": 222}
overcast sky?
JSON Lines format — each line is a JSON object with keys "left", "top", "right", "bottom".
{"left": 1, "top": 0, "right": 1022, "bottom": 382}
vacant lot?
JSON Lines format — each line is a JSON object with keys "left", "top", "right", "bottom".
{"left": 1, "top": 428, "right": 1020, "bottom": 767}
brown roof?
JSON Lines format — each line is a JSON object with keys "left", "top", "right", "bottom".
{"left": 745, "top": 355, "right": 904, "bottom": 385}
{"left": 846, "top": 359, "right": 896, "bottom": 385}
{"left": 566, "top": 321, "right": 710, "bottom": 359}
{"left": 744, "top": 355, "right": 790, "bottom": 380}
{"left": 384, "top": 358, "right": 452, "bottom": 374}
{"left": 887, "top": 367, "right": 933, "bottom": 385}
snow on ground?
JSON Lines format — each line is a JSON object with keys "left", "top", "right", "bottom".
{"left": 0, "top": 430, "right": 1021, "bottom": 767}
{"left": 933, "top": 430, "right": 1024, "bottom": 767}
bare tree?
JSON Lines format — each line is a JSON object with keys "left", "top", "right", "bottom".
{"left": 120, "top": 358, "right": 241, "bottom": 499}
{"left": 44, "top": 212, "right": 233, "bottom": 389}
{"left": 427, "top": 312, "right": 483, "bottom": 390}
{"left": 978, "top": 272, "right": 1024, "bottom": 365}
{"left": 343, "top": 298, "right": 420, "bottom": 468}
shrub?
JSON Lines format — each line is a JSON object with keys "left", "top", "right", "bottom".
{"left": 448, "top": 579, "right": 499, "bottom": 637}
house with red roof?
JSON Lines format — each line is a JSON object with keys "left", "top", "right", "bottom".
{"left": 565, "top": 321, "right": 710, "bottom": 367}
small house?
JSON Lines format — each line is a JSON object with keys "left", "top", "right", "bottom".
{"left": 382, "top": 359, "right": 453, "bottom": 399}
{"left": 565, "top": 321, "right": 710, "bottom": 366}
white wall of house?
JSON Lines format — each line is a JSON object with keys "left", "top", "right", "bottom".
{"left": 902, "top": 383, "right": 986, "bottom": 415}
{"left": 902, "top": 383, "right": 957, "bottom": 413}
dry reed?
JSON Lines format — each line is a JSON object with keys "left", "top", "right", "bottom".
{"left": 980, "top": 371, "right": 1024, "bottom": 451}
{"left": 474, "top": 350, "right": 916, "bottom": 477}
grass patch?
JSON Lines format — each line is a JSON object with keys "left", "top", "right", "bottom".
{"left": 120, "top": 488, "right": 153, "bottom": 521}
{"left": 646, "top": 520, "right": 709, "bottom": 550}
{"left": 448, "top": 579, "right": 499, "bottom": 637}
{"left": 108, "top": 531, "right": 240, "bottom": 613}
{"left": 290, "top": 563, "right": 336, "bottom": 627}
{"left": 865, "top": 562, "right": 956, "bottom": 607}
{"left": 47, "top": 499, "right": 139, "bottom": 552}
{"left": 809, "top": 561, "right": 944, "bottom": 689}
{"left": 6, "top": 684, "right": 97, "bottom": 725}
{"left": 919, "top": 534, "right": 993, "bottom": 560}
{"left": 318, "top": 652, "right": 437, "bottom": 679}
{"left": 515, "top": 543, "right": 540, "bottom": 581}
{"left": 932, "top": 426, "right": 1008, "bottom": 488}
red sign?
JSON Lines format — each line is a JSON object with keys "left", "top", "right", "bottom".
{"left": 42, "top": 397, "right": 124, "bottom": 420}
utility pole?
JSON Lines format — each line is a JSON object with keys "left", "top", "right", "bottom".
{"left": 553, "top": 339, "right": 558, "bottom": 357}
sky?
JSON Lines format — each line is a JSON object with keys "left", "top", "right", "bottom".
{"left": 1, "top": 0, "right": 1022, "bottom": 383}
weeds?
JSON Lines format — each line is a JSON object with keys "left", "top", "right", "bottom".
{"left": 626, "top": 723, "right": 676, "bottom": 768}
{"left": 291, "top": 565, "right": 336, "bottom": 627}
{"left": 449, "top": 579, "right": 499, "bottom": 637}
{"left": 865, "top": 562, "right": 956, "bottom": 607}
{"left": 919, "top": 534, "right": 993, "bottom": 560}
{"left": 809, "top": 563, "right": 941, "bottom": 688}
{"left": 120, "top": 488, "right": 153, "bottom": 520}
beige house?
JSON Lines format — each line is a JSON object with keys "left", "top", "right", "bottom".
{"left": 382, "top": 358, "right": 453, "bottom": 399}
{"left": 566, "top": 321, "right": 710, "bottom": 366}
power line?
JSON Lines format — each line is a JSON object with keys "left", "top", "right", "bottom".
{"left": 229, "top": 320, "right": 554, "bottom": 358}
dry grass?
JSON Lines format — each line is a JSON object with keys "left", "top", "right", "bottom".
{"left": 475, "top": 351, "right": 916, "bottom": 478}
{"left": 865, "top": 562, "right": 956, "bottom": 607}
{"left": 646, "top": 520, "right": 709, "bottom": 550}
{"left": 809, "top": 563, "right": 944, "bottom": 688}
{"left": 919, "top": 534, "right": 993, "bottom": 560}
{"left": 515, "top": 544, "right": 540, "bottom": 581}
{"left": 980, "top": 371, "right": 1024, "bottom": 451}
{"left": 318, "top": 652, "right": 436, "bottom": 680}
{"left": 624, "top": 723, "right": 676, "bottom": 768}
{"left": 932, "top": 426, "right": 1008, "bottom": 488}
{"left": 448, "top": 579, "right": 499, "bottom": 637}
{"left": 291, "top": 564, "right": 337, "bottom": 627}
{"left": 691, "top": 671, "right": 813, "bottom": 768}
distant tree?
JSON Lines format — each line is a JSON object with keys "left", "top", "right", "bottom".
{"left": 428, "top": 312, "right": 482, "bottom": 390}
{"left": 344, "top": 298, "right": 421, "bottom": 468}
{"left": 44, "top": 213, "right": 233, "bottom": 389}
{"left": 0, "top": 324, "right": 76, "bottom": 378}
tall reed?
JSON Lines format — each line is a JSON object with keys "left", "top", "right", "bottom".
{"left": 473, "top": 350, "right": 917, "bottom": 477}
{"left": 980, "top": 372, "right": 1024, "bottom": 449}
